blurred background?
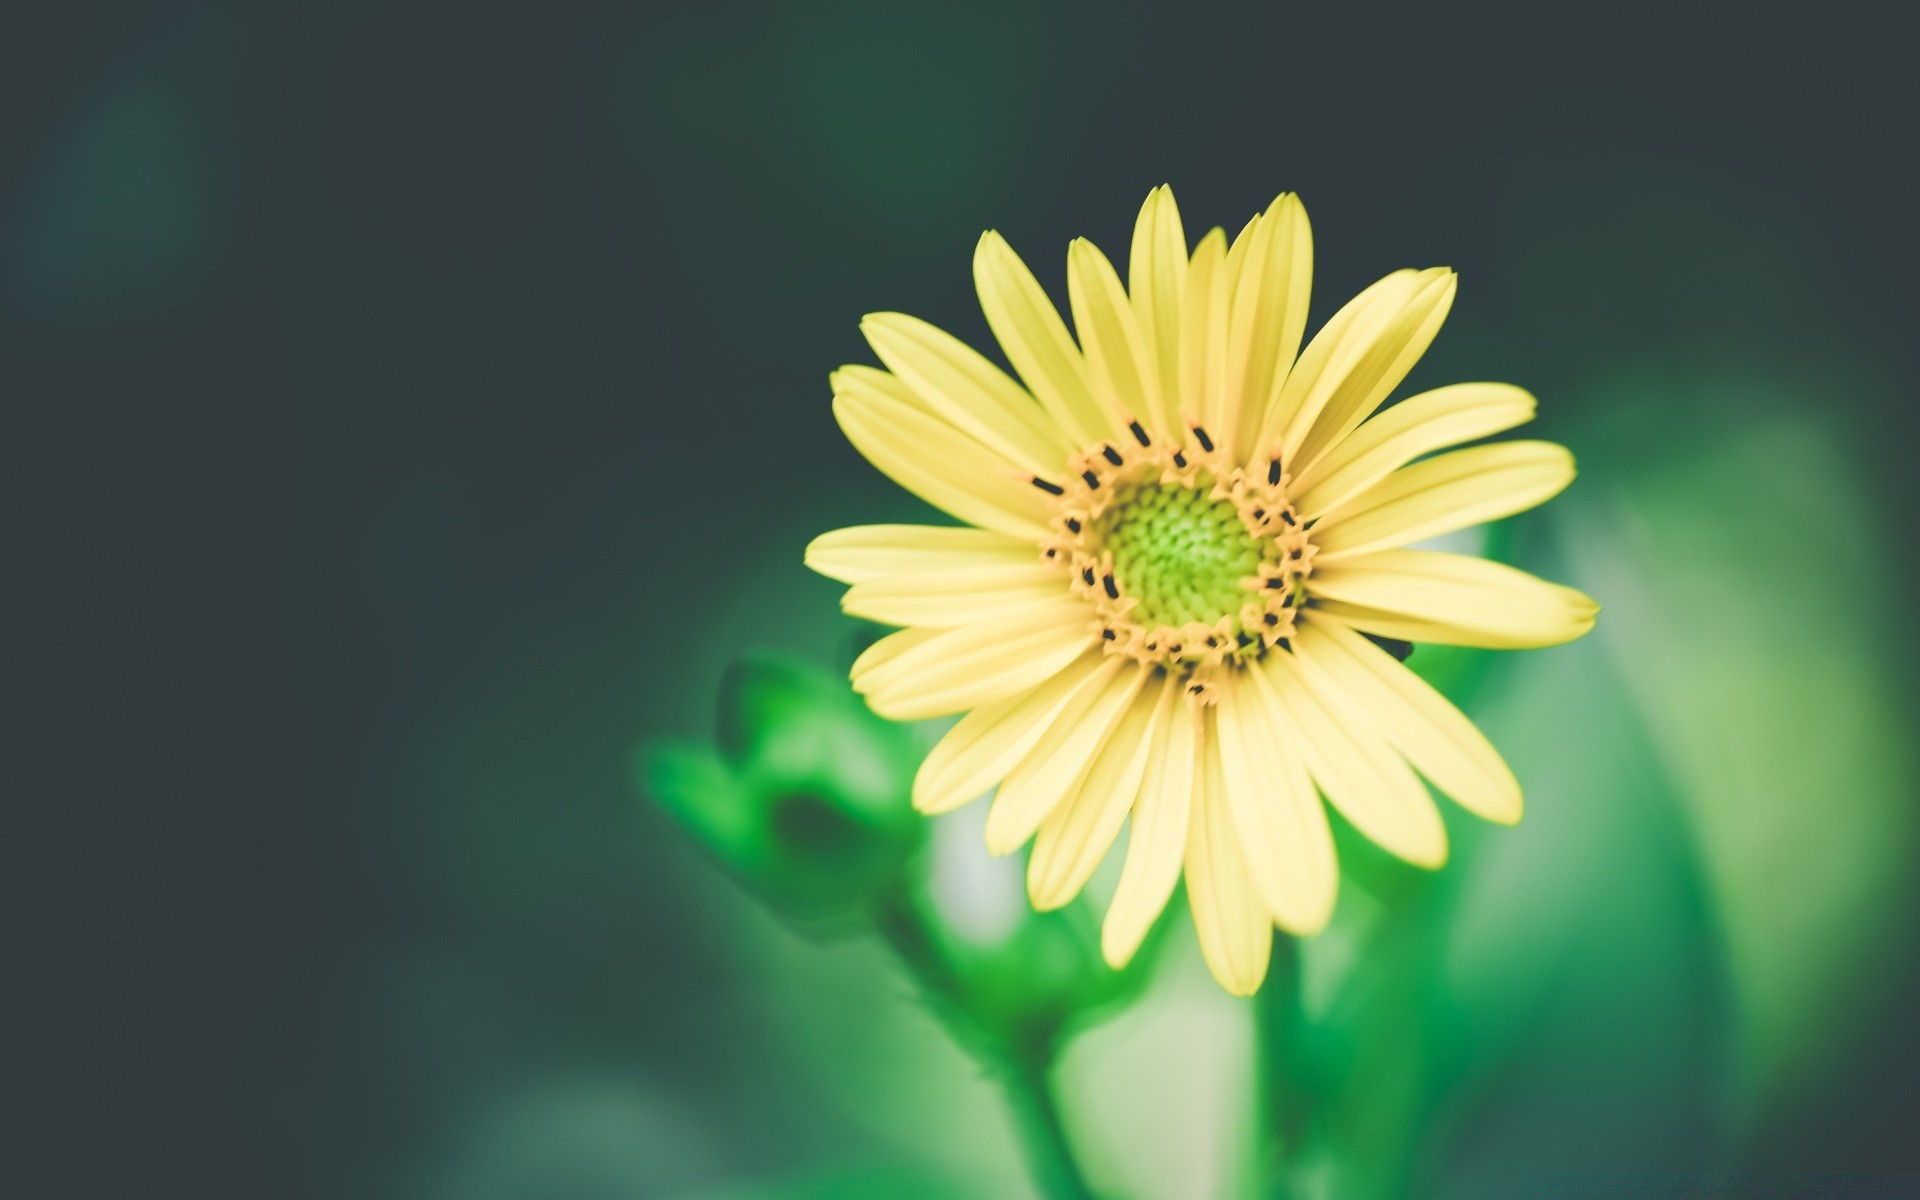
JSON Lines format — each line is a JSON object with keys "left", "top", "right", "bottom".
{"left": 9, "top": 1, "right": 1920, "bottom": 1196}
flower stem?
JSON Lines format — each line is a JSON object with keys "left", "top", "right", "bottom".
{"left": 1258, "top": 935, "right": 1312, "bottom": 1197}
{"left": 871, "top": 886, "right": 1099, "bottom": 1199}
{"left": 999, "top": 1042, "right": 1098, "bottom": 1200}
{"left": 871, "top": 886, "right": 945, "bottom": 989}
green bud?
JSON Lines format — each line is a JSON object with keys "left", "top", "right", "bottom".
{"left": 640, "top": 654, "right": 924, "bottom": 919}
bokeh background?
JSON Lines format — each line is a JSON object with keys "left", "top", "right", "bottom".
{"left": 12, "top": 2, "right": 1920, "bottom": 1196}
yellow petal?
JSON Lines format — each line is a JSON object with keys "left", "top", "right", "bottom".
{"left": 852, "top": 599, "right": 1096, "bottom": 721}
{"left": 1028, "top": 676, "right": 1162, "bottom": 909}
{"left": 1306, "top": 549, "right": 1598, "bottom": 648}
{"left": 1312, "top": 440, "right": 1576, "bottom": 561}
{"left": 849, "top": 624, "right": 940, "bottom": 680}
{"left": 974, "top": 231, "right": 1112, "bottom": 446}
{"left": 912, "top": 650, "right": 1111, "bottom": 814}
{"left": 1127, "top": 185, "right": 1188, "bottom": 442}
{"left": 1289, "top": 269, "right": 1456, "bottom": 475}
{"left": 861, "top": 312, "right": 1075, "bottom": 474}
{"left": 1262, "top": 652, "right": 1447, "bottom": 869}
{"left": 985, "top": 663, "right": 1147, "bottom": 855}
{"left": 1203, "top": 217, "right": 1260, "bottom": 439}
{"left": 1291, "top": 617, "right": 1522, "bottom": 823}
{"left": 833, "top": 385, "right": 1057, "bottom": 541}
{"left": 1254, "top": 268, "right": 1426, "bottom": 457}
{"left": 1102, "top": 677, "right": 1195, "bottom": 968}
{"left": 1223, "top": 194, "right": 1311, "bottom": 464}
{"left": 1213, "top": 668, "right": 1338, "bottom": 934}
{"left": 1185, "top": 722, "right": 1274, "bottom": 996}
{"left": 829, "top": 363, "right": 912, "bottom": 402}
{"left": 1177, "top": 227, "right": 1230, "bottom": 433}
{"left": 805, "top": 524, "right": 1036, "bottom": 584}
{"left": 1067, "top": 237, "right": 1160, "bottom": 438}
{"left": 842, "top": 562, "right": 1068, "bottom": 627}
{"left": 1293, "top": 383, "right": 1537, "bottom": 519}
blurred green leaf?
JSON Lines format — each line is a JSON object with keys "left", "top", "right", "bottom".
{"left": 1562, "top": 404, "right": 1919, "bottom": 1131}
{"left": 1432, "top": 638, "right": 1726, "bottom": 1194}
{"left": 1255, "top": 633, "right": 1728, "bottom": 1198}
{"left": 1273, "top": 399, "right": 1920, "bottom": 1195}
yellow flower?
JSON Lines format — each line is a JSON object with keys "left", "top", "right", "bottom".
{"left": 806, "top": 187, "right": 1597, "bottom": 995}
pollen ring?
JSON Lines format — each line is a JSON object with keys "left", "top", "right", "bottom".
{"left": 1041, "top": 431, "right": 1316, "bottom": 690}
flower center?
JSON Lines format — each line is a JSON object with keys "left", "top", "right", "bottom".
{"left": 1097, "top": 484, "right": 1261, "bottom": 631}
{"left": 1037, "top": 425, "right": 1316, "bottom": 689}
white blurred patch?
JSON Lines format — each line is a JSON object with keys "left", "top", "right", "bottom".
{"left": 1059, "top": 933, "right": 1260, "bottom": 1200}
{"left": 927, "top": 800, "right": 1026, "bottom": 947}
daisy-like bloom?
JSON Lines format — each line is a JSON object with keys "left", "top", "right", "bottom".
{"left": 806, "top": 188, "right": 1596, "bottom": 995}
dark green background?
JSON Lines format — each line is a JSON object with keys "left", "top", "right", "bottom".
{"left": 10, "top": 2, "right": 1919, "bottom": 1196}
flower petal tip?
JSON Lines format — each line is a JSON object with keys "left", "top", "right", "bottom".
{"left": 1100, "top": 933, "right": 1139, "bottom": 972}
{"left": 1275, "top": 905, "right": 1335, "bottom": 940}
{"left": 1486, "top": 796, "right": 1524, "bottom": 826}
{"left": 1026, "top": 882, "right": 1072, "bottom": 913}
{"left": 1411, "top": 842, "right": 1451, "bottom": 871}
{"left": 1218, "top": 971, "right": 1265, "bottom": 998}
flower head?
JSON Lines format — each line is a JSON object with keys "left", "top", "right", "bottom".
{"left": 807, "top": 188, "right": 1596, "bottom": 994}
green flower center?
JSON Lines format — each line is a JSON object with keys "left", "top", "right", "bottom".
{"left": 1096, "top": 481, "right": 1262, "bottom": 630}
